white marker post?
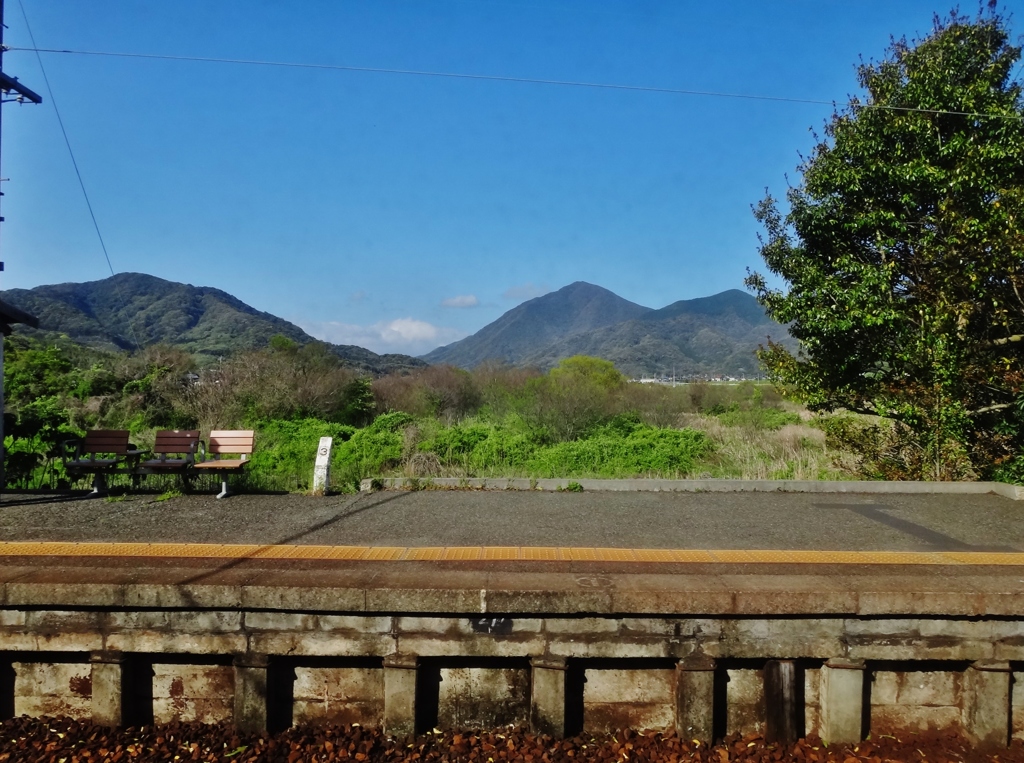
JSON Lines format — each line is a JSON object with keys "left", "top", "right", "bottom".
{"left": 312, "top": 436, "right": 333, "bottom": 495}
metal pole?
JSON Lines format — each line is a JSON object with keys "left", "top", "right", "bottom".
{"left": 1, "top": 0, "right": 8, "bottom": 499}
{"left": 0, "top": 0, "right": 41, "bottom": 499}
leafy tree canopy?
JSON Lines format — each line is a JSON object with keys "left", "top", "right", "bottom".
{"left": 746, "top": 8, "right": 1024, "bottom": 479}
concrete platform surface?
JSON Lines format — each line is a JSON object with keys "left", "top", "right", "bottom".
{"left": 0, "top": 489, "right": 1020, "bottom": 616}
{"left": 2, "top": 489, "right": 1022, "bottom": 552}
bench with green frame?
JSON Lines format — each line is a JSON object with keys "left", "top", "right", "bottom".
{"left": 132, "top": 429, "right": 200, "bottom": 488}
{"left": 62, "top": 429, "right": 131, "bottom": 494}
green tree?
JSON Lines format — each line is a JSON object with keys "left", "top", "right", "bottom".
{"left": 746, "top": 9, "right": 1024, "bottom": 480}
{"left": 526, "top": 356, "right": 626, "bottom": 441}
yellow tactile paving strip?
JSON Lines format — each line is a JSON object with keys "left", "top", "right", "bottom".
{"left": 0, "top": 541, "right": 1019, "bottom": 565}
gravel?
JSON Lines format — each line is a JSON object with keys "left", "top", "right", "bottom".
{"left": 0, "top": 717, "right": 1019, "bottom": 763}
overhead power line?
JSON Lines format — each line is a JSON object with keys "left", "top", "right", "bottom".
{"left": 13, "top": 12, "right": 142, "bottom": 351}
{"left": 8, "top": 45, "right": 1024, "bottom": 121}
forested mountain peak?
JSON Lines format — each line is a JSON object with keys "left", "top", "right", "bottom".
{"left": 2, "top": 273, "right": 425, "bottom": 375}
{"left": 422, "top": 281, "right": 652, "bottom": 367}
{"left": 423, "top": 282, "right": 791, "bottom": 376}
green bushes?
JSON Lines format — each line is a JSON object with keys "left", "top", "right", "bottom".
{"left": 414, "top": 416, "right": 712, "bottom": 479}
{"left": 246, "top": 419, "right": 356, "bottom": 490}
{"left": 710, "top": 402, "right": 801, "bottom": 431}
{"left": 4, "top": 335, "right": 825, "bottom": 490}
{"left": 523, "top": 426, "right": 712, "bottom": 478}
{"left": 331, "top": 412, "right": 414, "bottom": 489}
{"left": 241, "top": 412, "right": 417, "bottom": 492}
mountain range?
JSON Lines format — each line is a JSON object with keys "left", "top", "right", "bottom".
{"left": 423, "top": 282, "right": 793, "bottom": 377}
{"left": 3, "top": 274, "right": 792, "bottom": 377}
{"left": 1, "top": 273, "right": 426, "bottom": 375}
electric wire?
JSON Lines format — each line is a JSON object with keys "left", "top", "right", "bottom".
{"left": 8, "top": 45, "right": 1024, "bottom": 122}
{"left": 12, "top": 9, "right": 142, "bottom": 352}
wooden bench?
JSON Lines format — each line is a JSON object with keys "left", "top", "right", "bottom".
{"left": 192, "top": 430, "right": 255, "bottom": 498}
{"left": 132, "top": 430, "right": 200, "bottom": 488}
{"left": 62, "top": 430, "right": 131, "bottom": 494}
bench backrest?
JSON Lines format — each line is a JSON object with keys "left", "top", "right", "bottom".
{"left": 153, "top": 430, "right": 200, "bottom": 455}
{"left": 207, "top": 430, "right": 255, "bottom": 459}
{"left": 81, "top": 430, "right": 130, "bottom": 456}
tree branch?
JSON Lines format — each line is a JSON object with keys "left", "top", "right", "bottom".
{"left": 839, "top": 403, "right": 882, "bottom": 417}
{"left": 1011, "top": 276, "right": 1024, "bottom": 312}
{"left": 969, "top": 402, "right": 1014, "bottom": 416}
{"left": 988, "top": 334, "right": 1024, "bottom": 347}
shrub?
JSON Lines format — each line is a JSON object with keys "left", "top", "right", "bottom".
{"left": 417, "top": 418, "right": 539, "bottom": 473}
{"left": 246, "top": 419, "right": 357, "bottom": 490}
{"left": 373, "top": 365, "right": 482, "bottom": 422}
{"left": 524, "top": 426, "right": 712, "bottom": 478}
{"left": 332, "top": 412, "right": 415, "bottom": 489}
{"left": 712, "top": 403, "right": 801, "bottom": 431}
{"left": 520, "top": 357, "right": 628, "bottom": 441}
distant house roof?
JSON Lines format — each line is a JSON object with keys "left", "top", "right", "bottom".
{"left": 0, "top": 299, "right": 38, "bottom": 333}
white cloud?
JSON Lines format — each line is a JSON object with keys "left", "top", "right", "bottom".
{"left": 502, "top": 282, "right": 550, "bottom": 301}
{"left": 349, "top": 290, "right": 368, "bottom": 303}
{"left": 441, "top": 294, "right": 479, "bottom": 308}
{"left": 301, "top": 317, "right": 467, "bottom": 356}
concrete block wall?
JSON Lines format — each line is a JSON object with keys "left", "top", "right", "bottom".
{"left": 438, "top": 667, "right": 530, "bottom": 728}
{"left": 726, "top": 669, "right": 765, "bottom": 737}
{"left": 583, "top": 667, "right": 675, "bottom": 732}
{"left": 152, "top": 664, "right": 234, "bottom": 724}
{"left": 870, "top": 669, "right": 963, "bottom": 734}
{"left": 13, "top": 662, "right": 92, "bottom": 719}
{"left": 0, "top": 608, "right": 1021, "bottom": 743}
{"left": 293, "top": 666, "right": 383, "bottom": 726}
{"left": 803, "top": 668, "right": 821, "bottom": 738}
{"left": 1011, "top": 672, "right": 1024, "bottom": 740}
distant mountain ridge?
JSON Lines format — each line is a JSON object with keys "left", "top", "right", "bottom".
{"left": 423, "top": 283, "right": 793, "bottom": 377}
{"left": 2, "top": 273, "right": 425, "bottom": 375}
{"left": 422, "top": 281, "right": 652, "bottom": 367}
{"left": 6, "top": 274, "right": 793, "bottom": 377}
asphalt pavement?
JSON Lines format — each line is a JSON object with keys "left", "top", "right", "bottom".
{"left": 0, "top": 488, "right": 1019, "bottom": 553}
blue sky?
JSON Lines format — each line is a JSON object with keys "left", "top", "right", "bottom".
{"left": 1, "top": 1, "right": 1015, "bottom": 355}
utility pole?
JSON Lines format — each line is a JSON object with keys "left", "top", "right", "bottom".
{"left": 0, "top": 0, "right": 42, "bottom": 496}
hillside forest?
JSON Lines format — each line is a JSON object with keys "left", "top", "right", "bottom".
{"left": 6, "top": 333, "right": 876, "bottom": 494}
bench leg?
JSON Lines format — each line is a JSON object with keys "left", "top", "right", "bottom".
{"left": 91, "top": 473, "right": 108, "bottom": 496}
{"left": 216, "top": 478, "right": 230, "bottom": 499}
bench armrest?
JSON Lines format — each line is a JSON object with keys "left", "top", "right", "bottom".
{"left": 61, "top": 438, "right": 83, "bottom": 462}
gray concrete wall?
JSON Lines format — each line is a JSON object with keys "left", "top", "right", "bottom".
{"left": 12, "top": 611, "right": 1024, "bottom": 665}
{"left": 13, "top": 662, "right": 92, "bottom": 719}
{"left": 870, "top": 669, "right": 963, "bottom": 734}
{"left": 1, "top": 609, "right": 1023, "bottom": 742}
{"left": 152, "top": 664, "right": 234, "bottom": 724}
{"left": 293, "top": 666, "right": 383, "bottom": 726}
{"left": 726, "top": 668, "right": 765, "bottom": 737}
{"left": 583, "top": 667, "right": 675, "bottom": 732}
{"left": 438, "top": 667, "right": 530, "bottom": 729}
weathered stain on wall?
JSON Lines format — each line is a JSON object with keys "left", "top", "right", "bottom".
{"left": 293, "top": 667, "right": 384, "bottom": 726}
{"left": 1012, "top": 671, "right": 1024, "bottom": 740}
{"left": 13, "top": 662, "right": 91, "bottom": 719}
{"left": 726, "top": 669, "right": 765, "bottom": 736}
{"left": 0, "top": 609, "right": 1023, "bottom": 740}
{"left": 438, "top": 667, "right": 530, "bottom": 729}
{"left": 804, "top": 667, "right": 821, "bottom": 738}
{"left": 870, "top": 670, "right": 963, "bottom": 734}
{"left": 152, "top": 664, "right": 234, "bottom": 724}
{"left": 583, "top": 668, "right": 675, "bottom": 732}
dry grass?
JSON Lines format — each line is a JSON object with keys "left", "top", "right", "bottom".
{"left": 680, "top": 414, "right": 853, "bottom": 480}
